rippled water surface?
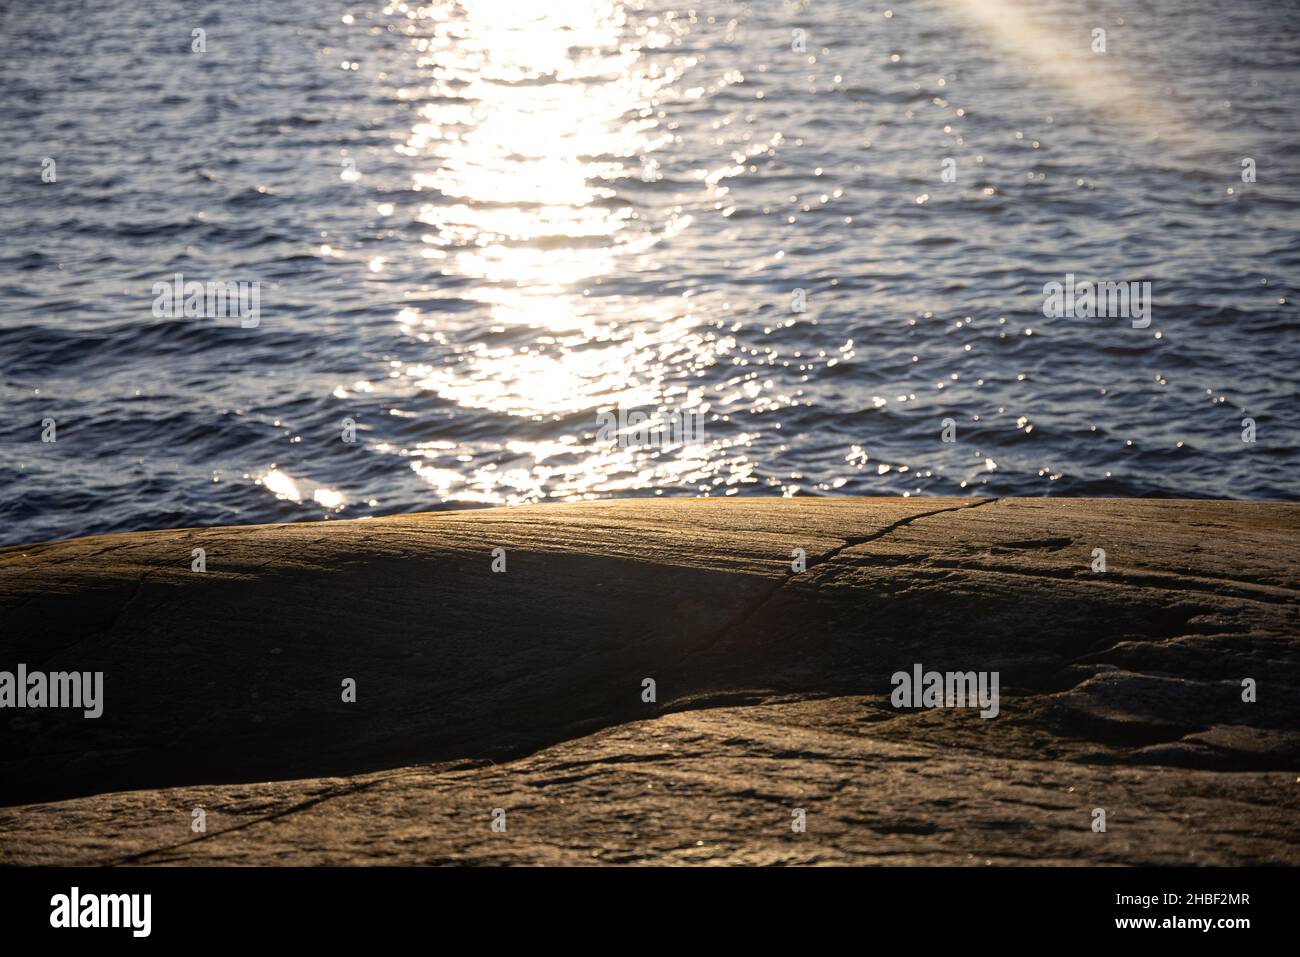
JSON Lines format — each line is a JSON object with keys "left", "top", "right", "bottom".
{"left": 3, "top": 0, "right": 1298, "bottom": 545}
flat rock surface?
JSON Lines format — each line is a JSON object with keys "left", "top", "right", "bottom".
{"left": 1, "top": 497, "right": 1297, "bottom": 864}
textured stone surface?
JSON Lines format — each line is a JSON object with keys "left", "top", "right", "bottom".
{"left": 1, "top": 498, "right": 1297, "bottom": 864}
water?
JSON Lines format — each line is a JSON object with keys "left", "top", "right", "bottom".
{"left": 2, "top": 0, "right": 1298, "bottom": 547}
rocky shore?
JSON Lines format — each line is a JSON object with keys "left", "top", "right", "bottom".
{"left": 1, "top": 497, "right": 1297, "bottom": 865}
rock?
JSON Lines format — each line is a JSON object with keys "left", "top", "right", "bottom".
{"left": 1, "top": 497, "right": 1297, "bottom": 864}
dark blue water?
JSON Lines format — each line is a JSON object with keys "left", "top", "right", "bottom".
{"left": 3, "top": 0, "right": 1298, "bottom": 546}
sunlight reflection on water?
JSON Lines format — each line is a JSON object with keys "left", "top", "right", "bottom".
{"left": 390, "top": 0, "right": 742, "bottom": 505}
{"left": 3, "top": 0, "right": 1296, "bottom": 545}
